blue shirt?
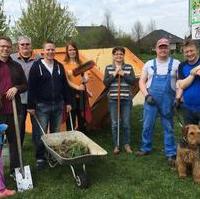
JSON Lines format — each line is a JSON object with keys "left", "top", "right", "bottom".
{"left": 178, "top": 58, "right": 200, "bottom": 111}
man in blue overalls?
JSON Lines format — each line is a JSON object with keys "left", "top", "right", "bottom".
{"left": 136, "top": 38, "right": 180, "bottom": 165}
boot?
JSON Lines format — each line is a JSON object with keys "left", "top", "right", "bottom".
{"left": 124, "top": 144, "right": 133, "bottom": 154}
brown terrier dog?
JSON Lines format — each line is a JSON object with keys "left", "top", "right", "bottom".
{"left": 176, "top": 124, "right": 200, "bottom": 183}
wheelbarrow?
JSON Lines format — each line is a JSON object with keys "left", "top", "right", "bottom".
{"left": 33, "top": 114, "right": 107, "bottom": 188}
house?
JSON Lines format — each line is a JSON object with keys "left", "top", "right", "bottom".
{"left": 74, "top": 25, "right": 115, "bottom": 49}
{"left": 75, "top": 25, "right": 108, "bottom": 34}
{"left": 140, "top": 29, "right": 183, "bottom": 52}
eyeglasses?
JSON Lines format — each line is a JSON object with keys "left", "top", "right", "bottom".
{"left": 19, "top": 43, "right": 30, "bottom": 46}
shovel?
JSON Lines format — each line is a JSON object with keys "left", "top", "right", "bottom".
{"left": 117, "top": 75, "right": 121, "bottom": 147}
{"left": 12, "top": 97, "right": 33, "bottom": 192}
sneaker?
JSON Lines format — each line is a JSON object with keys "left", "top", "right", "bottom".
{"left": 124, "top": 144, "right": 133, "bottom": 154}
{"left": 135, "top": 150, "right": 150, "bottom": 156}
{"left": 167, "top": 155, "right": 176, "bottom": 167}
{"left": 0, "top": 188, "right": 16, "bottom": 198}
{"left": 113, "top": 146, "right": 120, "bottom": 155}
{"left": 36, "top": 159, "right": 46, "bottom": 170}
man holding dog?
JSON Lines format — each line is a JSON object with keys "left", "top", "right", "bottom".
{"left": 177, "top": 39, "right": 200, "bottom": 125}
{"left": 136, "top": 38, "right": 180, "bottom": 165}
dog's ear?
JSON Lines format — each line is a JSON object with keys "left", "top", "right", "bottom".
{"left": 182, "top": 125, "right": 190, "bottom": 138}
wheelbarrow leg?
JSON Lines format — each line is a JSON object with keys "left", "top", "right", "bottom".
{"left": 70, "top": 164, "right": 90, "bottom": 189}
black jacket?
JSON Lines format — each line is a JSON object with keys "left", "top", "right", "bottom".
{"left": 28, "top": 58, "right": 72, "bottom": 109}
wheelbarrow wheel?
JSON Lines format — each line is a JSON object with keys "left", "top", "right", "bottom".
{"left": 75, "top": 172, "right": 90, "bottom": 189}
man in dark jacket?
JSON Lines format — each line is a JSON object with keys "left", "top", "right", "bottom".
{"left": 0, "top": 36, "right": 27, "bottom": 176}
{"left": 27, "top": 40, "right": 72, "bottom": 169}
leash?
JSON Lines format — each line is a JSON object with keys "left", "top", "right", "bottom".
{"left": 174, "top": 106, "right": 184, "bottom": 128}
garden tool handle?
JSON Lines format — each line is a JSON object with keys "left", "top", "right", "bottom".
{"left": 12, "top": 97, "right": 25, "bottom": 177}
{"left": 33, "top": 115, "right": 46, "bottom": 136}
{"left": 69, "top": 111, "right": 74, "bottom": 132}
{"left": 117, "top": 75, "right": 121, "bottom": 147}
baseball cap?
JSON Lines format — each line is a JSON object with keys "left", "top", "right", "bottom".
{"left": 156, "top": 38, "right": 170, "bottom": 47}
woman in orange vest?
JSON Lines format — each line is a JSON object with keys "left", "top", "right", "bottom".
{"left": 64, "top": 41, "right": 90, "bottom": 131}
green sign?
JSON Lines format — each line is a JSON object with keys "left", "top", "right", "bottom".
{"left": 189, "top": 0, "right": 200, "bottom": 24}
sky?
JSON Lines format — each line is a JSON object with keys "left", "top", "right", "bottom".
{"left": 4, "top": 0, "right": 190, "bottom": 38}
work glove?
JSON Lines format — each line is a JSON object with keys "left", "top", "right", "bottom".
{"left": 145, "top": 94, "right": 156, "bottom": 106}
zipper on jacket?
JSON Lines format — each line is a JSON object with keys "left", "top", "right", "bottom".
{"left": 51, "top": 75, "right": 55, "bottom": 103}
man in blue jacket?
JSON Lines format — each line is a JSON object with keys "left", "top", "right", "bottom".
{"left": 27, "top": 41, "right": 72, "bottom": 169}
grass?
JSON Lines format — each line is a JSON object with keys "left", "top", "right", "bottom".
{"left": 4, "top": 105, "right": 200, "bottom": 199}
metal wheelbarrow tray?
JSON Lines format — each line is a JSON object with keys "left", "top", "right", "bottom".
{"left": 41, "top": 130, "right": 107, "bottom": 188}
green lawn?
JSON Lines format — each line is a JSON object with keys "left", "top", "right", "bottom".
{"left": 4, "top": 105, "right": 200, "bottom": 199}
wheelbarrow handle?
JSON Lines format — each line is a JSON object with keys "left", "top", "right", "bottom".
{"left": 34, "top": 112, "right": 74, "bottom": 133}
{"left": 69, "top": 111, "right": 74, "bottom": 132}
{"left": 33, "top": 115, "right": 46, "bottom": 136}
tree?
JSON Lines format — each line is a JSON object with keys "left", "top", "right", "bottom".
{"left": 131, "top": 20, "right": 144, "bottom": 51}
{"left": 13, "top": 0, "right": 76, "bottom": 48}
{"left": 74, "top": 25, "right": 115, "bottom": 49}
{"left": 101, "top": 10, "right": 116, "bottom": 45}
{"left": 131, "top": 20, "right": 144, "bottom": 42}
{"left": 0, "top": 0, "right": 10, "bottom": 35}
{"left": 103, "top": 10, "right": 116, "bottom": 35}
{"left": 146, "top": 19, "right": 156, "bottom": 35}
{"left": 115, "top": 31, "right": 138, "bottom": 54}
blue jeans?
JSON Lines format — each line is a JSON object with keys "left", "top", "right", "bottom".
{"left": 109, "top": 99, "right": 132, "bottom": 147}
{"left": 139, "top": 58, "right": 176, "bottom": 157}
{"left": 32, "top": 101, "right": 63, "bottom": 160}
{"left": 140, "top": 102, "right": 176, "bottom": 157}
{"left": 19, "top": 104, "right": 34, "bottom": 146}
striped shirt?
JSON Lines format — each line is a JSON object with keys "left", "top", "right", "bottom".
{"left": 103, "top": 64, "right": 135, "bottom": 100}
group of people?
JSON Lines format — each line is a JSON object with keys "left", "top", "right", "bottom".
{"left": 0, "top": 36, "right": 90, "bottom": 197}
{"left": 104, "top": 38, "right": 200, "bottom": 167}
{"left": 0, "top": 34, "right": 200, "bottom": 197}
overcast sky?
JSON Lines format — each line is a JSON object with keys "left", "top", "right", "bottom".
{"left": 4, "top": 0, "right": 190, "bottom": 38}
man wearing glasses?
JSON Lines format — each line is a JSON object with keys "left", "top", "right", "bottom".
{"left": 11, "top": 36, "right": 37, "bottom": 146}
{"left": 0, "top": 36, "right": 27, "bottom": 176}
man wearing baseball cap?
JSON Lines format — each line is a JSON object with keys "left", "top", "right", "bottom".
{"left": 136, "top": 37, "right": 180, "bottom": 166}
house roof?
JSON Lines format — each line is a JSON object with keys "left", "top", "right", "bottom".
{"left": 140, "top": 29, "right": 183, "bottom": 46}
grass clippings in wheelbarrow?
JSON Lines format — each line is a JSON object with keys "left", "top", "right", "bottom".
{"left": 50, "top": 139, "right": 90, "bottom": 158}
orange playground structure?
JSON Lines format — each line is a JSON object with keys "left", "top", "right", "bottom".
{"left": 25, "top": 47, "right": 144, "bottom": 132}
